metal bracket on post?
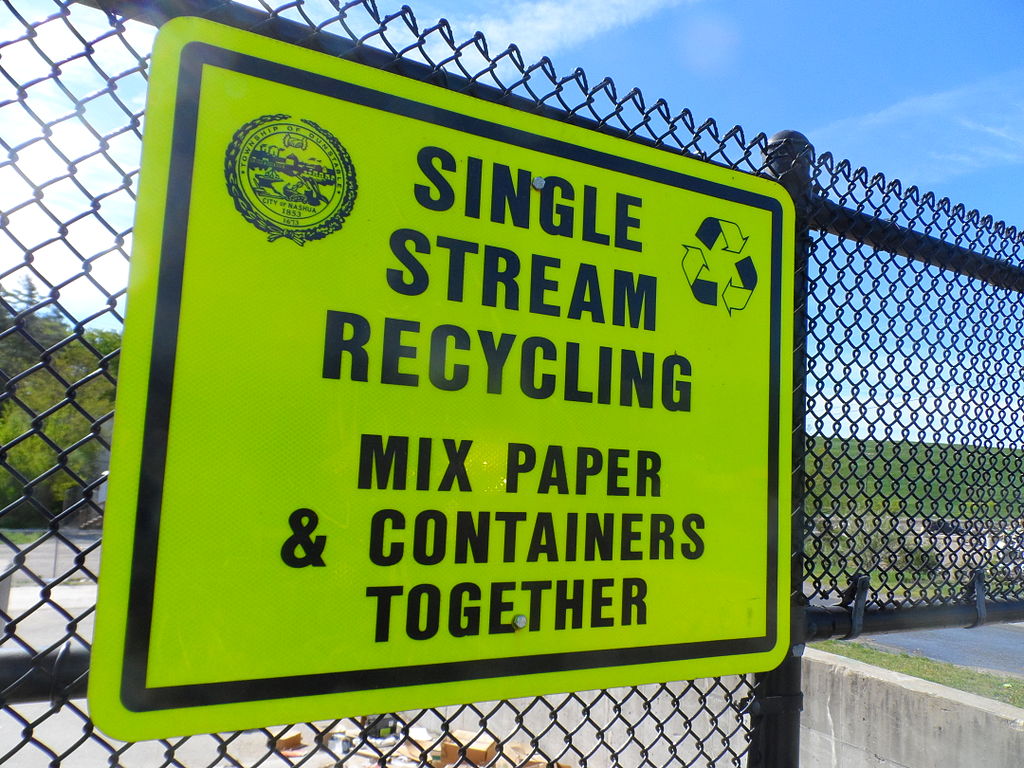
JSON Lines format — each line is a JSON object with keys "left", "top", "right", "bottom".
{"left": 841, "top": 573, "right": 870, "bottom": 640}
{"left": 764, "top": 130, "right": 814, "bottom": 210}
{"left": 49, "top": 641, "right": 72, "bottom": 707}
{"left": 968, "top": 568, "right": 987, "bottom": 628}
{"left": 749, "top": 692, "right": 805, "bottom": 718}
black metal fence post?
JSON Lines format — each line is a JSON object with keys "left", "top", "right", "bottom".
{"left": 747, "top": 130, "right": 814, "bottom": 768}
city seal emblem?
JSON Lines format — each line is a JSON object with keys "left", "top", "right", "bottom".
{"left": 225, "top": 114, "right": 357, "bottom": 245}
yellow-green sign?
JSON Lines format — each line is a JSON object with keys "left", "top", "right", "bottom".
{"left": 90, "top": 17, "right": 795, "bottom": 741}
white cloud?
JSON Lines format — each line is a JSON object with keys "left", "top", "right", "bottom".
{"left": 1, "top": 4, "right": 146, "bottom": 326}
{"left": 676, "top": 12, "right": 741, "bottom": 77}
{"left": 448, "top": 0, "right": 693, "bottom": 58}
{"left": 812, "top": 70, "right": 1024, "bottom": 189}
{"left": 808, "top": 343, "right": 1024, "bottom": 449}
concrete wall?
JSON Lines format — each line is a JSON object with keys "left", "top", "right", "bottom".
{"left": 433, "top": 677, "right": 747, "bottom": 768}
{"left": 424, "top": 649, "right": 1024, "bottom": 768}
{"left": 802, "top": 647, "right": 1024, "bottom": 768}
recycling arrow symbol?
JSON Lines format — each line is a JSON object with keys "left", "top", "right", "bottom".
{"left": 680, "top": 217, "right": 758, "bottom": 315}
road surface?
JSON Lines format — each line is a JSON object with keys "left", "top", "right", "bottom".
{"left": 863, "top": 623, "right": 1024, "bottom": 679}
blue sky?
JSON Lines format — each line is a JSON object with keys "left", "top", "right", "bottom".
{"left": 369, "top": 0, "right": 1024, "bottom": 444}
{"left": 3, "top": 0, "right": 1024, "bottom": 330}
{"left": 4, "top": 0, "right": 1021, "bottom": 443}
{"left": 412, "top": 0, "right": 1024, "bottom": 229}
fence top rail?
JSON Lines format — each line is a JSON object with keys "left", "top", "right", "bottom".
{"left": 810, "top": 197, "right": 1024, "bottom": 293}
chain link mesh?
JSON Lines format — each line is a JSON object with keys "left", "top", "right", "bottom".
{"left": 806, "top": 155, "right": 1024, "bottom": 609}
{"left": 1, "top": 0, "right": 769, "bottom": 765}
{"left": 3, "top": 0, "right": 1024, "bottom": 765}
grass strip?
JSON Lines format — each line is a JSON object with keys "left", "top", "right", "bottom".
{"left": 0, "top": 529, "right": 42, "bottom": 546}
{"left": 812, "top": 639, "right": 1024, "bottom": 709}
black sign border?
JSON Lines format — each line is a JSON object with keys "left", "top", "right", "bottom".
{"left": 121, "top": 41, "right": 787, "bottom": 711}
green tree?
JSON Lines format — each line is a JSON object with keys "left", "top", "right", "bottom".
{"left": 0, "top": 279, "right": 120, "bottom": 527}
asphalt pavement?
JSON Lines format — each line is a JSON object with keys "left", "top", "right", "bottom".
{"left": 862, "top": 622, "right": 1024, "bottom": 679}
{"left": 4, "top": 531, "right": 1023, "bottom": 680}
{"left": 2, "top": 529, "right": 1022, "bottom": 766}
{"left": 3, "top": 528, "right": 102, "bottom": 587}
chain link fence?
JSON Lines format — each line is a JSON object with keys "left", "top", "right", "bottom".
{"left": 805, "top": 158, "right": 1024, "bottom": 611}
{"left": 2, "top": 0, "right": 1024, "bottom": 766}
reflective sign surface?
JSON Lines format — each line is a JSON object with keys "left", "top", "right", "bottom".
{"left": 91, "top": 17, "right": 794, "bottom": 741}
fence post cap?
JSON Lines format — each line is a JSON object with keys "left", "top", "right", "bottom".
{"left": 764, "top": 130, "right": 813, "bottom": 202}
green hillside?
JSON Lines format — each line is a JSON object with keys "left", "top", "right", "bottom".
{"left": 805, "top": 434, "right": 1024, "bottom": 520}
